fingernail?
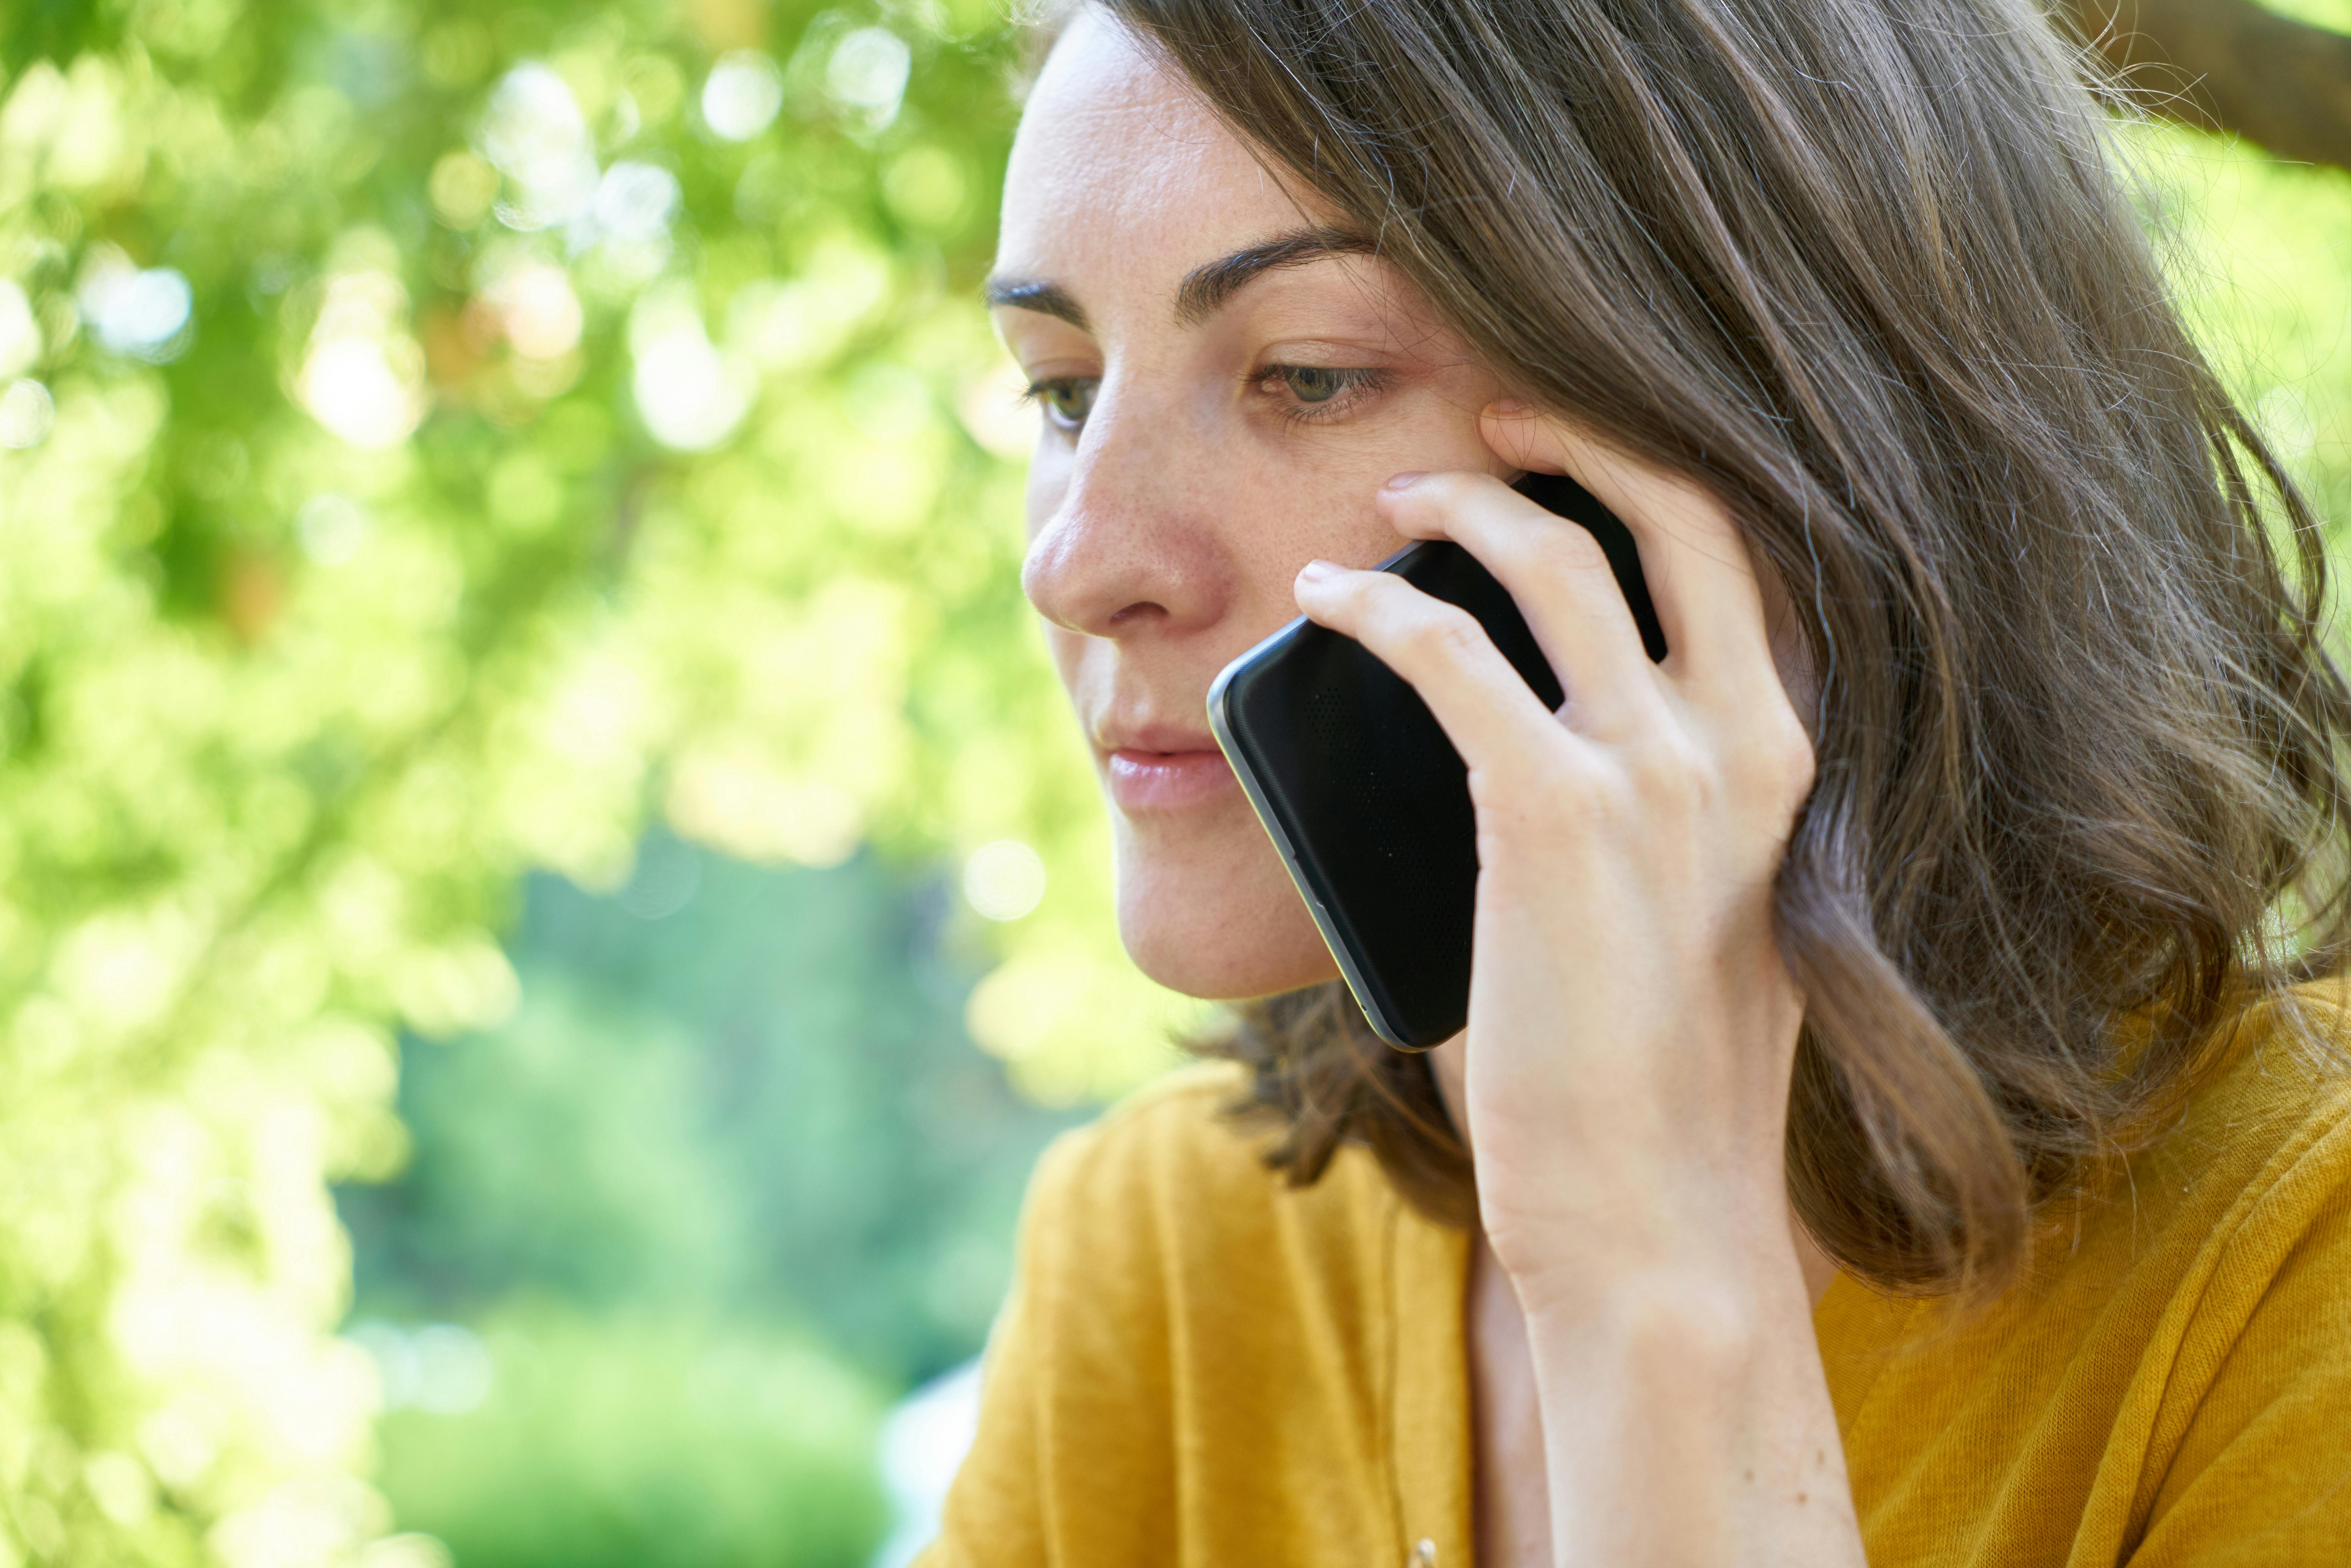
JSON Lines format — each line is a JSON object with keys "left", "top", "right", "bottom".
{"left": 1382, "top": 471, "right": 1425, "bottom": 492}
{"left": 1488, "top": 397, "right": 1531, "bottom": 417}
{"left": 1296, "top": 559, "right": 1340, "bottom": 584}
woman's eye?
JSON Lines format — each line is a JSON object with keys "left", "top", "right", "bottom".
{"left": 1257, "top": 364, "right": 1385, "bottom": 418}
{"left": 1026, "top": 377, "right": 1098, "bottom": 431}
{"left": 1278, "top": 366, "right": 1353, "bottom": 404}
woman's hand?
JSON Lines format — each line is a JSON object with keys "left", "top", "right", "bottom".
{"left": 1290, "top": 400, "right": 1860, "bottom": 1565}
{"left": 1290, "top": 399, "right": 1812, "bottom": 1282}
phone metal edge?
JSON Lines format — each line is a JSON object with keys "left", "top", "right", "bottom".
{"left": 1206, "top": 619, "right": 1421, "bottom": 1052}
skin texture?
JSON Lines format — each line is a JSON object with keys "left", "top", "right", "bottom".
{"left": 996, "top": 14, "right": 1516, "bottom": 999}
{"left": 995, "top": 13, "right": 1857, "bottom": 1565}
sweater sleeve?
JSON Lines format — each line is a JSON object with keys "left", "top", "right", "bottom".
{"left": 2128, "top": 1111, "right": 2351, "bottom": 1565}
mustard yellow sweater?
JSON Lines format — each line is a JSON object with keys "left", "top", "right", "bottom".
{"left": 923, "top": 991, "right": 2351, "bottom": 1566}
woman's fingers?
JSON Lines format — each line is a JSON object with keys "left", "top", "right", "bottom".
{"left": 1291, "top": 560, "right": 1567, "bottom": 778}
{"left": 1375, "top": 471, "right": 1667, "bottom": 740}
{"left": 1479, "top": 400, "right": 1778, "bottom": 697}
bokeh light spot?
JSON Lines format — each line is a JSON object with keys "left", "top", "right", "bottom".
{"left": 0, "top": 379, "right": 55, "bottom": 448}
{"left": 392, "top": 938, "right": 521, "bottom": 1039}
{"left": 481, "top": 65, "right": 598, "bottom": 231}
{"left": 352, "top": 1322, "right": 493, "bottom": 1416}
{"left": 962, "top": 841, "right": 1046, "bottom": 922}
{"left": 300, "top": 338, "right": 421, "bottom": 449}
{"left": 483, "top": 263, "right": 582, "bottom": 360}
{"left": 428, "top": 151, "right": 499, "bottom": 229}
{"left": 295, "top": 494, "right": 367, "bottom": 565}
{"left": 827, "top": 29, "right": 910, "bottom": 128}
{"left": 594, "top": 160, "right": 681, "bottom": 245}
{"left": 80, "top": 253, "right": 193, "bottom": 361}
{"left": 297, "top": 272, "right": 427, "bottom": 449}
{"left": 702, "top": 51, "right": 784, "bottom": 142}
{"left": 666, "top": 752, "right": 864, "bottom": 868}
{"left": 616, "top": 838, "right": 702, "bottom": 920}
{"left": 0, "top": 281, "right": 40, "bottom": 377}
{"left": 410, "top": 1326, "right": 493, "bottom": 1415}
{"left": 630, "top": 288, "right": 751, "bottom": 451}
{"left": 882, "top": 145, "right": 967, "bottom": 231}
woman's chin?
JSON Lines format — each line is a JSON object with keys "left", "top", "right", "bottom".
{"left": 1114, "top": 863, "right": 1339, "bottom": 1001}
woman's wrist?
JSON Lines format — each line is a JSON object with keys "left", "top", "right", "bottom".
{"left": 1513, "top": 1242, "right": 1866, "bottom": 1567}
{"left": 1504, "top": 1227, "right": 1813, "bottom": 1352}
{"left": 1479, "top": 1145, "right": 1808, "bottom": 1316}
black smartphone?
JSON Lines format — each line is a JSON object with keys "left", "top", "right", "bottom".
{"left": 1206, "top": 471, "right": 1666, "bottom": 1049}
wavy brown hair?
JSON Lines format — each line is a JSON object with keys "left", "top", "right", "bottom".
{"left": 1082, "top": 0, "right": 2351, "bottom": 1293}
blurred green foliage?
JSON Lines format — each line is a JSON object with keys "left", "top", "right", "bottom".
{"left": 336, "top": 840, "right": 1078, "bottom": 1566}
{"left": 370, "top": 1307, "right": 890, "bottom": 1568}
{"left": 341, "top": 839, "right": 1077, "bottom": 1384}
{"left": 0, "top": 0, "right": 1199, "bottom": 1563}
{"left": 0, "top": 0, "right": 2346, "bottom": 1563}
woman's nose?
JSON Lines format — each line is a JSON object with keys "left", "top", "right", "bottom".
{"left": 1020, "top": 403, "right": 1232, "bottom": 642}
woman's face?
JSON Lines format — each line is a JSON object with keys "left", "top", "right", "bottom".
{"left": 992, "top": 11, "right": 1514, "bottom": 1000}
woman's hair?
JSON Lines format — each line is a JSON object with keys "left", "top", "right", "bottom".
{"left": 1080, "top": 0, "right": 2351, "bottom": 1294}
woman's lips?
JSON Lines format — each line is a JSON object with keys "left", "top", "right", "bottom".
{"left": 1104, "top": 747, "right": 1237, "bottom": 813}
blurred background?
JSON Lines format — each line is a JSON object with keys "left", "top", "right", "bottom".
{"left": 0, "top": 0, "right": 2345, "bottom": 1565}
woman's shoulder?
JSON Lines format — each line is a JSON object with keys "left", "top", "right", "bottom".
{"left": 2049, "top": 979, "right": 2351, "bottom": 1281}
{"left": 1026, "top": 1061, "right": 1266, "bottom": 1215}
{"left": 2156, "top": 978, "right": 2351, "bottom": 1188}
{"left": 939, "top": 1072, "right": 1464, "bottom": 1564}
{"left": 1042, "top": 1058, "right": 1267, "bottom": 1164}
{"left": 1026, "top": 1059, "right": 1394, "bottom": 1238}
{"left": 1014, "top": 1060, "right": 1414, "bottom": 1327}
{"left": 1934, "top": 976, "right": 2351, "bottom": 1336}
{"left": 1821, "top": 980, "right": 2351, "bottom": 1559}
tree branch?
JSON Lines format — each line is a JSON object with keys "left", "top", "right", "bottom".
{"left": 2059, "top": 0, "right": 2351, "bottom": 173}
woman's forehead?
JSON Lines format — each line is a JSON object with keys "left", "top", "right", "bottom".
{"left": 996, "top": 10, "right": 1326, "bottom": 302}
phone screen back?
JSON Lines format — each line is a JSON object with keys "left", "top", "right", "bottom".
{"left": 1206, "top": 472, "right": 1660, "bottom": 1049}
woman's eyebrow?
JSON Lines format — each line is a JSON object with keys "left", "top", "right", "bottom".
{"left": 984, "top": 278, "right": 1090, "bottom": 330}
{"left": 1173, "top": 226, "right": 1376, "bottom": 325}
{"left": 983, "top": 226, "right": 1377, "bottom": 336}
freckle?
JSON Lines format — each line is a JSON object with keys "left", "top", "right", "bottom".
{"left": 1743, "top": 1469, "right": 1754, "bottom": 1483}
{"left": 1798, "top": 1491, "right": 1809, "bottom": 1506}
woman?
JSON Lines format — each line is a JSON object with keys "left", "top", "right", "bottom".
{"left": 932, "top": 0, "right": 2351, "bottom": 1561}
